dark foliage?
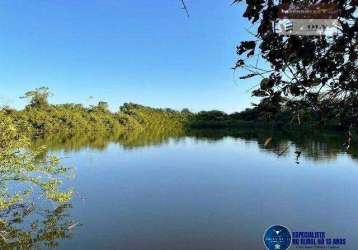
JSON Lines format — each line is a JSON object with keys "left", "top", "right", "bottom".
{"left": 234, "top": 0, "right": 358, "bottom": 129}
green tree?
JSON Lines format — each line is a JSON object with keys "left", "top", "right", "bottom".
{"left": 181, "top": 108, "right": 191, "bottom": 114}
{"left": 97, "top": 101, "right": 109, "bottom": 111}
{"left": 0, "top": 112, "right": 73, "bottom": 210}
{"left": 21, "top": 87, "right": 52, "bottom": 108}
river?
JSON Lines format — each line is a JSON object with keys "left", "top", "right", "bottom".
{"left": 6, "top": 129, "right": 358, "bottom": 249}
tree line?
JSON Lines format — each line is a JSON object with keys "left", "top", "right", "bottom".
{"left": 2, "top": 87, "right": 191, "bottom": 137}
{"left": 2, "top": 87, "right": 355, "bottom": 136}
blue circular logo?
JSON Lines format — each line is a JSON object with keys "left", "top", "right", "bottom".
{"left": 263, "top": 225, "right": 292, "bottom": 250}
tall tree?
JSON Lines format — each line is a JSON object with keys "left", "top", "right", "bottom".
{"left": 21, "top": 87, "right": 52, "bottom": 108}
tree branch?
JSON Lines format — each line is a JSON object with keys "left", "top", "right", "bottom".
{"left": 179, "top": 0, "right": 190, "bottom": 17}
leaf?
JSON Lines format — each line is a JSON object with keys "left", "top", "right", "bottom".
{"left": 239, "top": 73, "right": 259, "bottom": 79}
{"left": 237, "top": 41, "right": 256, "bottom": 57}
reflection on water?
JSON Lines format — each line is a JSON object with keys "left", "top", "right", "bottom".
{"left": 0, "top": 203, "right": 76, "bottom": 249}
{"left": 32, "top": 128, "right": 358, "bottom": 163}
{"left": 5, "top": 128, "right": 358, "bottom": 249}
{"left": 32, "top": 128, "right": 186, "bottom": 152}
{"left": 0, "top": 128, "right": 77, "bottom": 249}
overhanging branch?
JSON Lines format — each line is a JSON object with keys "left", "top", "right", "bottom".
{"left": 179, "top": 0, "right": 190, "bottom": 17}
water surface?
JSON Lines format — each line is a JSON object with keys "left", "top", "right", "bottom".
{"left": 12, "top": 130, "right": 358, "bottom": 249}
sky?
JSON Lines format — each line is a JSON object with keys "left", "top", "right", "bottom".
{"left": 0, "top": 0, "right": 260, "bottom": 113}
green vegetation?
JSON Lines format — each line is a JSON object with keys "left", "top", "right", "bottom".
{"left": 3, "top": 87, "right": 354, "bottom": 140}
{"left": 187, "top": 102, "right": 358, "bottom": 132}
{"left": 4, "top": 87, "right": 191, "bottom": 138}
{"left": 0, "top": 111, "right": 72, "bottom": 210}
{"left": 188, "top": 110, "right": 259, "bottom": 129}
{"left": 0, "top": 111, "right": 76, "bottom": 248}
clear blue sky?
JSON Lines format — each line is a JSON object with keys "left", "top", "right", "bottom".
{"left": 0, "top": 0, "right": 259, "bottom": 113}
